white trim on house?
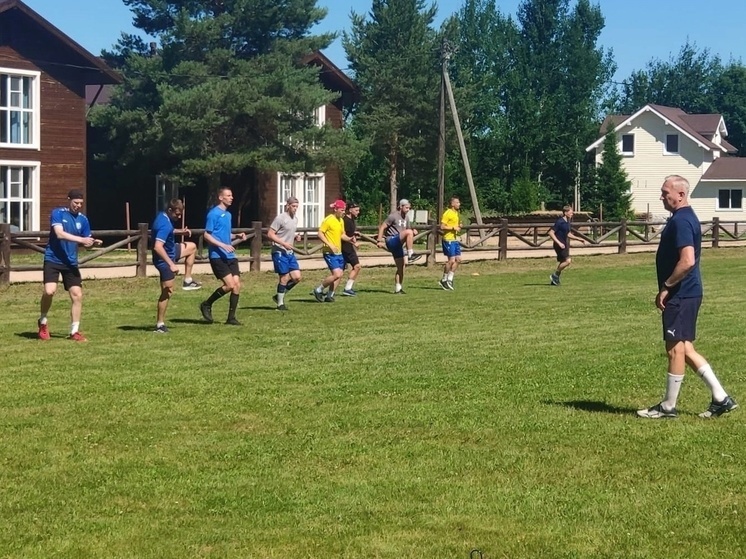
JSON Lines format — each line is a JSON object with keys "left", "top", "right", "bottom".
{"left": 0, "top": 67, "right": 41, "bottom": 150}
{"left": 277, "top": 172, "right": 326, "bottom": 229}
{"left": 0, "top": 159, "right": 41, "bottom": 231}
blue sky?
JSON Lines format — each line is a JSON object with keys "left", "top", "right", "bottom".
{"left": 22, "top": 0, "right": 746, "bottom": 81}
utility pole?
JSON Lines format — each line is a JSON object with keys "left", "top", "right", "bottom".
{"left": 436, "top": 42, "right": 447, "bottom": 226}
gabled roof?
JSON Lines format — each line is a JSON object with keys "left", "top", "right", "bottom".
{"left": 701, "top": 157, "right": 746, "bottom": 181}
{"left": 302, "top": 50, "right": 359, "bottom": 108}
{"left": 587, "top": 104, "right": 737, "bottom": 154}
{"left": 0, "top": 0, "right": 120, "bottom": 84}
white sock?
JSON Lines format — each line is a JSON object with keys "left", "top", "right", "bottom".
{"left": 184, "top": 276, "right": 192, "bottom": 284}
{"left": 697, "top": 364, "right": 728, "bottom": 402}
{"left": 277, "top": 292, "right": 285, "bottom": 305}
{"left": 39, "top": 315, "right": 47, "bottom": 325}
{"left": 662, "top": 373, "right": 684, "bottom": 410}
{"left": 345, "top": 279, "right": 354, "bottom": 291}
{"left": 447, "top": 272, "right": 454, "bottom": 281}
{"left": 395, "top": 283, "right": 402, "bottom": 293}
{"left": 70, "top": 322, "right": 80, "bottom": 335}
{"left": 315, "top": 285, "right": 323, "bottom": 293}
{"left": 156, "top": 321, "right": 165, "bottom": 328}
{"left": 407, "top": 249, "right": 414, "bottom": 257}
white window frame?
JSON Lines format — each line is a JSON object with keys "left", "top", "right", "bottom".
{"left": 621, "top": 134, "right": 634, "bottom": 156}
{"left": 314, "top": 105, "right": 326, "bottom": 127}
{"left": 717, "top": 188, "right": 743, "bottom": 211}
{"left": 276, "top": 172, "right": 325, "bottom": 229}
{"left": 0, "top": 160, "right": 41, "bottom": 231}
{"left": 0, "top": 67, "right": 41, "bottom": 150}
{"left": 664, "top": 133, "right": 679, "bottom": 155}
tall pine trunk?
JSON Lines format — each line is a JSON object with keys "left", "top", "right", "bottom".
{"left": 388, "top": 137, "right": 398, "bottom": 212}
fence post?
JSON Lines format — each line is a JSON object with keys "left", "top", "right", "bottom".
{"left": 498, "top": 218, "right": 508, "bottom": 261}
{"left": 426, "top": 224, "right": 436, "bottom": 267}
{"left": 0, "top": 223, "right": 10, "bottom": 286}
{"left": 137, "top": 223, "right": 148, "bottom": 277}
{"left": 251, "top": 221, "right": 262, "bottom": 272}
{"left": 712, "top": 217, "right": 720, "bottom": 248}
{"left": 618, "top": 218, "right": 627, "bottom": 254}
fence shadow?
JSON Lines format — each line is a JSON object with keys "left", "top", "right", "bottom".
{"left": 543, "top": 399, "right": 637, "bottom": 415}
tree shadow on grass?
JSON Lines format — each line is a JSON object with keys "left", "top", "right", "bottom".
{"left": 118, "top": 325, "right": 156, "bottom": 331}
{"left": 169, "top": 318, "right": 211, "bottom": 325}
{"left": 544, "top": 399, "right": 638, "bottom": 415}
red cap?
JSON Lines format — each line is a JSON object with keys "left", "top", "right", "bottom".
{"left": 329, "top": 199, "right": 346, "bottom": 210}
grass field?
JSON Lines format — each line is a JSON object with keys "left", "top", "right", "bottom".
{"left": 1, "top": 249, "right": 745, "bottom": 558}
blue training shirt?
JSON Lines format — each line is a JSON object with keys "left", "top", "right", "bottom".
{"left": 656, "top": 205, "right": 702, "bottom": 299}
{"left": 205, "top": 205, "right": 235, "bottom": 260}
{"left": 151, "top": 211, "right": 176, "bottom": 265}
{"left": 551, "top": 217, "right": 570, "bottom": 246}
{"left": 44, "top": 207, "right": 91, "bottom": 267}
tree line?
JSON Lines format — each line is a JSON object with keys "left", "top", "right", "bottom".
{"left": 90, "top": 0, "right": 746, "bottom": 223}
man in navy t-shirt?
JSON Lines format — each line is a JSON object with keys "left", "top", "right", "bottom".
{"left": 637, "top": 175, "right": 737, "bottom": 419}
{"left": 199, "top": 187, "right": 246, "bottom": 325}
{"left": 151, "top": 198, "right": 202, "bottom": 333}
{"left": 37, "top": 189, "right": 102, "bottom": 341}
{"left": 548, "top": 205, "right": 585, "bottom": 286}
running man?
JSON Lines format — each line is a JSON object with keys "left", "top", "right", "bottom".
{"left": 376, "top": 198, "right": 421, "bottom": 294}
{"left": 439, "top": 196, "right": 462, "bottom": 290}
{"left": 37, "top": 189, "right": 102, "bottom": 341}
{"left": 341, "top": 201, "right": 362, "bottom": 296}
{"left": 548, "top": 204, "right": 585, "bottom": 286}
{"left": 312, "top": 199, "right": 357, "bottom": 302}
{"left": 151, "top": 198, "right": 202, "bottom": 333}
{"left": 199, "top": 187, "right": 246, "bottom": 325}
{"left": 267, "top": 196, "right": 302, "bottom": 311}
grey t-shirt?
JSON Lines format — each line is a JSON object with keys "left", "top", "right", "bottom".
{"left": 383, "top": 211, "right": 411, "bottom": 238}
{"left": 270, "top": 212, "right": 298, "bottom": 247}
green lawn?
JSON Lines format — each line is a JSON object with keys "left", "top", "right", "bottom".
{"left": 1, "top": 250, "right": 745, "bottom": 558}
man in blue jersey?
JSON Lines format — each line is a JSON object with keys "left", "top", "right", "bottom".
{"left": 151, "top": 198, "right": 202, "bottom": 333}
{"left": 199, "top": 187, "right": 246, "bottom": 325}
{"left": 37, "top": 189, "right": 102, "bottom": 341}
{"left": 637, "top": 175, "right": 737, "bottom": 419}
{"left": 548, "top": 205, "right": 585, "bottom": 286}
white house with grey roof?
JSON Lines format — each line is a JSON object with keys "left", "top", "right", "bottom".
{"left": 586, "top": 103, "right": 746, "bottom": 221}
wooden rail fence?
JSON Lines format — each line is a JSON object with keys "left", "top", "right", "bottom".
{"left": 2, "top": 217, "right": 746, "bottom": 285}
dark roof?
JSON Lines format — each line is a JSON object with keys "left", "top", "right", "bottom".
{"left": 0, "top": 0, "right": 120, "bottom": 84}
{"left": 701, "top": 157, "right": 746, "bottom": 180}
{"left": 598, "top": 114, "right": 629, "bottom": 134}
{"left": 302, "top": 50, "right": 359, "bottom": 108}
{"left": 648, "top": 104, "right": 722, "bottom": 151}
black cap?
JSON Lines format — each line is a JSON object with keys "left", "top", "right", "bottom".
{"left": 67, "top": 189, "right": 85, "bottom": 200}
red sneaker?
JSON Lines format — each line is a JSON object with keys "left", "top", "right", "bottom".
{"left": 68, "top": 331, "right": 88, "bottom": 342}
{"left": 38, "top": 320, "right": 50, "bottom": 341}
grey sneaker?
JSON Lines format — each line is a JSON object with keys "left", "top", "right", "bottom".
{"left": 446, "top": 280, "right": 454, "bottom": 291}
{"left": 154, "top": 324, "right": 169, "bottom": 334}
{"left": 182, "top": 279, "right": 202, "bottom": 291}
{"left": 276, "top": 304, "right": 288, "bottom": 311}
{"left": 408, "top": 253, "right": 422, "bottom": 263}
{"left": 699, "top": 396, "right": 738, "bottom": 418}
{"left": 311, "top": 288, "right": 325, "bottom": 303}
{"left": 550, "top": 273, "right": 560, "bottom": 286}
{"left": 324, "top": 294, "right": 335, "bottom": 303}
{"left": 637, "top": 402, "right": 678, "bottom": 419}
{"left": 439, "top": 279, "right": 449, "bottom": 290}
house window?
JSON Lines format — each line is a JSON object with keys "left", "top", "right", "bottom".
{"left": 0, "top": 68, "right": 40, "bottom": 148}
{"left": 621, "top": 134, "right": 634, "bottom": 155}
{"left": 718, "top": 189, "right": 742, "bottom": 210}
{"left": 314, "top": 105, "right": 326, "bottom": 127}
{"left": 0, "top": 162, "right": 40, "bottom": 232}
{"left": 277, "top": 173, "right": 325, "bottom": 228}
{"left": 665, "top": 134, "right": 679, "bottom": 154}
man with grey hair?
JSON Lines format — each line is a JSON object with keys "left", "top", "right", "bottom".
{"left": 267, "top": 196, "right": 302, "bottom": 311}
{"left": 376, "top": 199, "right": 421, "bottom": 294}
{"left": 637, "top": 175, "right": 737, "bottom": 419}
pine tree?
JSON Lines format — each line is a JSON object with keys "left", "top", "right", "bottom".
{"left": 591, "top": 128, "right": 632, "bottom": 220}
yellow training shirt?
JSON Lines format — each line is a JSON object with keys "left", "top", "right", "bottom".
{"left": 441, "top": 208, "right": 460, "bottom": 241}
{"left": 319, "top": 214, "right": 344, "bottom": 254}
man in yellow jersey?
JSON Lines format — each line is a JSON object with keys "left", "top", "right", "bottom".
{"left": 439, "top": 196, "right": 462, "bottom": 290}
{"left": 312, "top": 199, "right": 357, "bottom": 302}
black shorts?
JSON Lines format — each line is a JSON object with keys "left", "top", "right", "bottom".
{"left": 210, "top": 258, "right": 240, "bottom": 280}
{"left": 43, "top": 261, "right": 82, "bottom": 291}
{"left": 554, "top": 243, "right": 570, "bottom": 262}
{"left": 343, "top": 250, "right": 359, "bottom": 268}
{"left": 662, "top": 296, "right": 701, "bottom": 342}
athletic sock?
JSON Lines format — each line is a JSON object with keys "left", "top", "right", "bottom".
{"left": 697, "top": 364, "right": 728, "bottom": 402}
{"left": 395, "top": 283, "right": 402, "bottom": 293}
{"left": 286, "top": 280, "right": 297, "bottom": 291}
{"left": 206, "top": 287, "right": 228, "bottom": 306}
{"left": 156, "top": 321, "right": 165, "bottom": 328}
{"left": 228, "top": 293, "right": 239, "bottom": 319}
{"left": 70, "top": 322, "right": 80, "bottom": 335}
{"left": 407, "top": 249, "right": 414, "bottom": 258}
{"left": 447, "top": 272, "right": 454, "bottom": 282}
{"left": 345, "top": 280, "right": 354, "bottom": 291}
{"left": 184, "top": 276, "right": 193, "bottom": 284}
{"left": 277, "top": 292, "right": 285, "bottom": 305}
{"left": 39, "top": 315, "right": 47, "bottom": 325}
{"left": 662, "top": 373, "right": 684, "bottom": 410}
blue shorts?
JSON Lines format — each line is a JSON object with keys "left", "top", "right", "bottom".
{"left": 662, "top": 296, "right": 701, "bottom": 342}
{"left": 323, "top": 253, "right": 345, "bottom": 271}
{"left": 272, "top": 249, "right": 299, "bottom": 275}
{"left": 154, "top": 244, "right": 182, "bottom": 282}
{"left": 385, "top": 235, "right": 405, "bottom": 259}
{"left": 442, "top": 240, "right": 461, "bottom": 258}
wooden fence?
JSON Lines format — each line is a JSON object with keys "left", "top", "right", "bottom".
{"left": 2, "top": 217, "right": 746, "bottom": 285}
